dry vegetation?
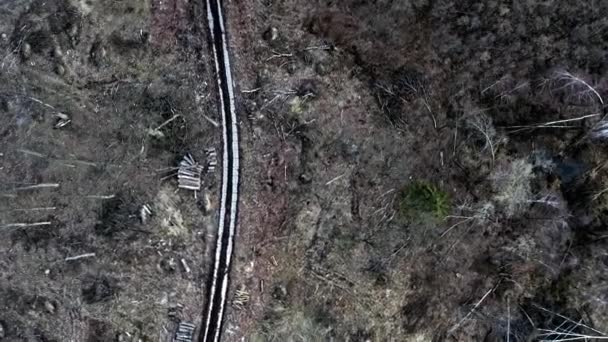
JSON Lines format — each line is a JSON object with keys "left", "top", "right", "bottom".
{"left": 0, "top": 0, "right": 217, "bottom": 340}
{"left": 2, "top": 0, "right": 608, "bottom": 341}
{"left": 222, "top": 0, "right": 608, "bottom": 341}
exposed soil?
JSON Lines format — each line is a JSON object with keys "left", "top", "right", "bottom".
{"left": 2, "top": 0, "right": 608, "bottom": 341}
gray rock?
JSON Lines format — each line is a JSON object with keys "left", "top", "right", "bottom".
{"left": 44, "top": 301, "right": 56, "bottom": 314}
{"left": 53, "top": 46, "right": 63, "bottom": 59}
{"left": 271, "top": 283, "right": 288, "bottom": 300}
{"left": 315, "top": 62, "right": 329, "bottom": 76}
{"left": 55, "top": 64, "right": 65, "bottom": 76}
{"left": 90, "top": 41, "right": 107, "bottom": 66}
{"left": 21, "top": 43, "right": 32, "bottom": 59}
{"left": 299, "top": 172, "right": 312, "bottom": 184}
{"left": 263, "top": 27, "right": 278, "bottom": 41}
{"left": 285, "top": 62, "right": 297, "bottom": 75}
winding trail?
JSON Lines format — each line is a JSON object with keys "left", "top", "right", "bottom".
{"left": 200, "top": 0, "right": 239, "bottom": 341}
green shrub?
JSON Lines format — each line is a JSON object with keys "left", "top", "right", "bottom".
{"left": 398, "top": 181, "right": 450, "bottom": 221}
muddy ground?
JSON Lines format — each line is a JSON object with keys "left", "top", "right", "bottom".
{"left": 1, "top": 0, "right": 608, "bottom": 341}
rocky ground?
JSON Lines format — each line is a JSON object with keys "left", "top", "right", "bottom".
{"left": 1, "top": 0, "right": 608, "bottom": 341}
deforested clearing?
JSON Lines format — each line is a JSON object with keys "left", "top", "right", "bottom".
{"left": 1, "top": 0, "right": 608, "bottom": 341}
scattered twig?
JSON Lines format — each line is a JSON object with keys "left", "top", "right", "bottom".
{"left": 304, "top": 45, "right": 332, "bottom": 51}
{"left": 17, "top": 149, "right": 98, "bottom": 168}
{"left": 440, "top": 216, "right": 474, "bottom": 237}
{"left": 266, "top": 51, "right": 293, "bottom": 61}
{"left": 592, "top": 187, "right": 608, "bottom": 201}
{"left": 481, "top": 77, "right": 505, "bottom": 95}
{"left": 65, "top": 253, "right": 96, "bottom": 262}
{"left": 448, "top": 283, "right": 499, "bottom": 334}
{"left": 241, "top": 87, "right": 261, "bottom": 94}
{"left": 160, "top": 172, "right": 179, "bottom": 181}
{"left": 381, "top": 240, "right": 410, "bottom": 267}
{"left": 326, "top": 174, "right": 345, "bottom": 185}
{"left": 260, "top": 90, "right": 297, "bottom": 111}
{"left": 591, "top": 119, "right": 608, "bottom": 140}
{"left": 54, "top": 113, "right": 71, "bottom": 128}
{"left": 506, "top": 113, "right": 600, "bottom": 130}
{"left": 202, "top": 113, "right": 219, "bottom": 127}
{"left": 520, "top": 305, "right": 536, "bottom": 328}
{"left": 85, "top": 194, "right": 115, "bottom": 199}
{"left": 140, "top": 204, "right": 153, "bottom": 224}
{"left": 526, "top": 195, "right": 562, "bottom": 209}
{"left": 155, "top": 114, "right": 182, "bottom": 131}
{"left": 468, "top": 114, "right": 497, "bottom": 164}
{"left": 492, "top": 81, "right": 529, "bottom": 101}
{"left": 1, "top": 221, "right": 52, "bottom": 230}
{"left": 442, "top": 203, "right": 494, "bottom": 239}
{"left": 538, "top": 333, "right": 608, "bottom": 341}
{"left": 60, "top": 159, "right": 97, "bottom": 168}
{"left": 273, "top": 89, "right": 298, "bottom": 96}
{"left": 27, "top": 96, "right": 57, "bottom": 110}
{"left": 148, "top": 114, "right": 184, "bottom": 138}
{"left": 13, "top": 183, "right": 60, "bottom": 191}
{"left": 533, "top": 304, "right": 608, "bottom": 338}
{"left": 3, "top": 207, "right": 56, "bottom": 213}
{"left": 233, "top": 286, "right": 250, "bottom": 309}
{"left": 27, "top": 96, "right": 70, "bottom": 119}
{"left": 18, "top": 148, "right": 48, "bottom": 158}
{"left": 180, "top": 258, "right": 191, "bottom": 273}
{"left": 155, "top": 166, "right": 180, "bottom": 172}
{"left": 553, "top": 71, "right": 604, "bottom": 107}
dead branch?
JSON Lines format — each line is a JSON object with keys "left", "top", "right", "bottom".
{"left": 1, "top": 221, "right": 52, "bottom": 230}
{"left": 65, "top": 253, "right": 96, "bottom": 262}
{"left": 553, "top": 71, "right": 604, "bottom": 107}
{"left": 448, "top": 282, "right": 500, "bottom": 334}
{"left": 13, "top": 183, "right": 60, "bottom": 191}
{"left": 2, "top": 207, "right": 56, "bottom": 213}
{"left": 85, "top": 194, "right": 115, "bottom": 199}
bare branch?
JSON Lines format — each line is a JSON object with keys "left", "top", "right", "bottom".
{"left": 553, "top": 71, "right": 604, "bottom": 107}
{"left": 13, "top": 183, "right": 60, "bottom": 191}
{"left": 85, "top": 194, "right": 115, "bottom": 199}
{"left": 65, "top": 253, "right": 96, "bottom": 262}
{"left": 448, "top": 283, "right": 499, "bottom": 334}
{"left": 1, "top": 221, "right": 52, "bottom": 230}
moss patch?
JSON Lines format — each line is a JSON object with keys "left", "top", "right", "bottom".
{"left": 397, "top": 181, "right": 450, "bottom": 222}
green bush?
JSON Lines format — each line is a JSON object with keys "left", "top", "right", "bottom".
{"left": 398, "top": 181, "right": 450, "bottom": 221}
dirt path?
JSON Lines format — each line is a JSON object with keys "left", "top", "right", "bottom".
{"left": 200, "top": 0, "right": 241, "bottom": 341}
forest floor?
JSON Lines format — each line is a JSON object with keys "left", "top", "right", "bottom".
{"left": 1, "top": 0, "right": 608, "bottom": 341}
